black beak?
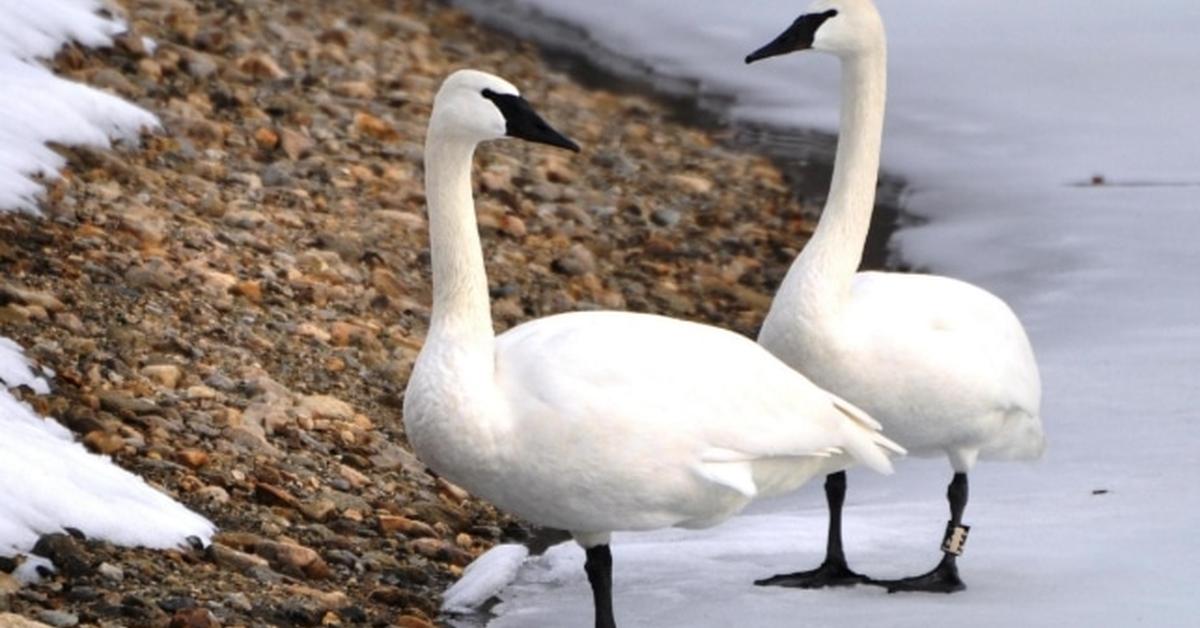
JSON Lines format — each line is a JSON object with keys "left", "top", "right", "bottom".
{"left": 745, "top": 10, "right": 839, "bottom": 64}
{"left": 482, "top": 89, "right": 580, "bottom": 152}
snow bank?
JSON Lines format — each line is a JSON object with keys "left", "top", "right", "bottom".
{"left": 0, "top": 0, "right": 157, "bottom": 213}
{"left": 0, "top": 338, "right": 214, "bottom": 557}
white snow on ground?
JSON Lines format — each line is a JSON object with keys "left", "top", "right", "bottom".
{"left": 442, "top": 544, "right": 530, "bottom": 614}
{"left": 447, "top": 1, "right": 1200, "bottom": 626}
{"left": 0, "top": 1, "right": 212, "bottom": 561}
{"left": 0, "top": 0, "right": 157, "bottom": 212}
{"left": 0, "top": 339, "right": 214, "bottom": 557}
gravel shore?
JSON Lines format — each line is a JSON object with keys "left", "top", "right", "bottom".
{"left": 0, "top": 0, "right": 860, "bottom": 625}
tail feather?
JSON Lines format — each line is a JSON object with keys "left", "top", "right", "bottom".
{"left": 832, "top": 399, "right": 906, "bottom": 475}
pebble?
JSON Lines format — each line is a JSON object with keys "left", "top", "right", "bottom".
{"left": 297, "top": 394, "right": 354, "bottom": 421}
{"left": 253, "top": 540, "right": 331, "bottom": 579}
{"left": 142, "top": 364, "right": 182, "bottom": 388}
{"left": 35, "top": 610, "right": 78, "bottom": 628}
{"left": 97, "top": 562, "right": 124, "bottom": 583}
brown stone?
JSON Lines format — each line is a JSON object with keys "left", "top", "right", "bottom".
{"left": 282, "top": 585, "right": 348, "bottom": 611}
{"left": 408, "top": 538, "right": 473, "bottom": 566}
{"left": 176, "top": 449, "right": 209, "bottom": 468}
{"left": 255, "top": 540, "right": 330, "bottom": 579}
{"left": 141, "top": 364, "right": 182, "bottom": 388}
{"left": 352, "top": 112, "right": 400, "bottom": 142}
{"left": 254, "top": 482, "right": 300, "bottom": 509}
{"left": 253, "top": 127, "right": 279, "bottom": 150}
{"left": 297, "top": 395, "right": 354, "bottom": 421}
{"left": 83, "top": 430, "right": 124, "bottom": 455}
{"left": 279, "top": 128, "right": 314, "bottom": 160}
{"left": 169, "top": 608, "right": 220, "bottom": 628}
{"left": 233, "top": 280, "right": 263, "bottom": 303}
{"left": 378, "top": 515, "right": 436, "bottom": 538}
{"left": 208, "top": 543, "right": 269, "bottom": 572}
{"left": 236, "top": 52, "right": 287, "bottom": 79}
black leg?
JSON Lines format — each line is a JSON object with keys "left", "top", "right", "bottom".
{"left": 756, "top": 471, "right": 868, "bottom": 588}
{"left": 585, "top": 544, "right": 617, "bottom": 628}
{"left": 874, "top": 472, "right": 969, "bottom": 594}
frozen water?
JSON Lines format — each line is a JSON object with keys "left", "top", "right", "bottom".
{"left": 0, "top": 0, "right": 157, "bottom": 213}
{"left": 448, "top": 1, "right": 1200, "bottom": 625}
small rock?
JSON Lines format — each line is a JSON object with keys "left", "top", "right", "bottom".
{"left": 141, "top": 364, "right": 182, "bottom": 388}
{"left": 32, "top": 534, "right": 91, "bottom": 578}
{"left": 299, "top": 499, "right": 336, "bottom": 522}
{"left": 281, "top": 585, "right": 347, "bottom": 611}
{"left": 279, "top": 129, "right": 314, "bottom": 160}
{"left": 378, "top": 515, "right": 436, "bottom": 538}
{"left": 551, "top": 243, "right": 597, "bottom": 276}
{"left": 408, "top": 538, "right": 473, "bottom": 566}
{"left": 194, "top": 486, "right": 230, "bottom": 505}
{"left": 208, "top": 543, "right": 269, "bottom": 573}
{"left": 297, "top": 395, "right": 354, "bottom": 421}
{"left": 169, "top": 608, "right": 219, "bottom": 628}
{"left": 224, "top": 593, "right": 252, "bottom": 612}
{"left": 98, "top": 391, "right": 158, "bottom": 415}
{"left": 97, "top": 562, "right": 124, "bottom": 583}
{"left": 651, "top": 207, "right": 683, "bottom": 227}
{"left": 253, "top": 127, "right": 279, "bottom": 150}
{"left": 395, "top": 616, "right": 435, "bottom": 628}
{"left": 669, "top": 173, "right": 715, "bottom": 194}
{"left": 35, "top": 610, "right": 78, "bottom": 628}
{"left": 254, "top": 540, "right": 330, "bottom": 579}
{"left": 176, "top": 448, "right": 209, "bottom": 468}
{"left": 82, "top": 430, "right": 124, "bottom": 455}
{"left": 236, "top": 52, "right": 287, "bottom": 79}
{"left": 0, "top": 573, "right": 19, "bottom": 594}
{"left": 352, "top": 112, "right": 400, "bottom": 142}
{"left": 254, "top": 482, "right": 300, "bottom": 509}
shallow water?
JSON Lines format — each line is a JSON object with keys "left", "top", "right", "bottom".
{"left": 450, "top": 1, "right": 1200, "bottom": 625}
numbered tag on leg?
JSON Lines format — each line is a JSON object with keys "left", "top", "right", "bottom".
{"left": 941, "top": 521, "right": 970, "bottom": 556}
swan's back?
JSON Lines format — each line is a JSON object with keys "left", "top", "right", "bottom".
{"left": 487, "top": 311, "right": 902, "bottom": 528}
{"left": 847, "top": 272, "right": 1041, "bottom": 414}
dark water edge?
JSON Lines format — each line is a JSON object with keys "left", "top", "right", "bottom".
{"left": 446, "top": 0, "right": 912, "bottom": 273}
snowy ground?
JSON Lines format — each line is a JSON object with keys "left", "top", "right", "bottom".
{"left": 0, "top": 0, "right": 211, "bottom": 561}
{"left": 448, "top": 1, "right": 1200, "bottom": 626}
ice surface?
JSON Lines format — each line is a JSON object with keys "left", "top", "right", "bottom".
{"left": 447, "top": 1, "right": 1200, "bottom": 625}
{"left": 0, "top": 0, "right": 158, "bottom": 212}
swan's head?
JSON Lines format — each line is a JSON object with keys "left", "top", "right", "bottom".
{"left": 431, "top": 69, "right": 579, "bottom": 152}
{"left": 745, "top": 0, "right": 883, "bottom": 63}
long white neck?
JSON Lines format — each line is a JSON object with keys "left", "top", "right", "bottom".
{"left": 424, "top": 131, "right": 495, "bottom": 362}
{"left": 771, "top": 47, "right": 887, "bottom": 324}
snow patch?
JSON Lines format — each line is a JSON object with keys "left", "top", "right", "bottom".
{"left": 442, "top": 544, "right": 531, "bottom": 614}
{"left": 0, "top": 0, "right": 158, "bottom": 213}
{"left": 1, "top": 339, "right": 215, "bottom": 558}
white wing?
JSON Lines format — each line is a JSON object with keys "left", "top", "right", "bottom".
{"left": 496, "top": 311, "right": 902, "bottom": 486}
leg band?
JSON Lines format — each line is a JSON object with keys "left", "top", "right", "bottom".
{"left": 941, "top": 521, "right": 970, "bottom": 556}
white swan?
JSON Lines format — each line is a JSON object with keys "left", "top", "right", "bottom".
{"left": 403, "top": 69, "right": 905, "bottom": 627}
{"left": 745, "top": 0, "right": 1045, "bottom": 593}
